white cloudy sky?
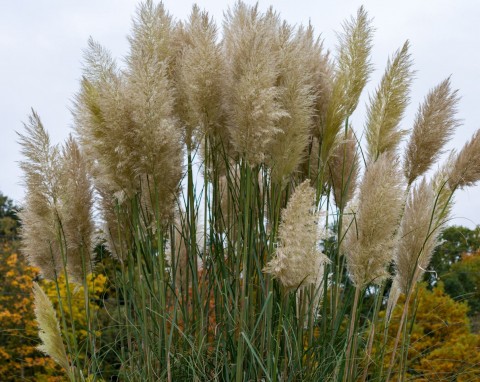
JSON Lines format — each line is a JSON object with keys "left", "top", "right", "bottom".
{"left": 1, "top": 0, "right": 479, "bottom": 226}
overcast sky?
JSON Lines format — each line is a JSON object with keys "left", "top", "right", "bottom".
{"left": 1, "top": 0, "right": 479, "bottom": 226}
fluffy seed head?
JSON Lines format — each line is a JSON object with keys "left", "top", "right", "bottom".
{"left": 327, "top": 128, "right": 359, "bottom": 210}
{"left": 126, "top": 2, "right": 184, "bottom": 223}
{"left": 175, "top": 5, "right": 226, "bottom": 146}
{"left": 344, "top": 153, "right": 404, "bottom": 287}
{"left": 128, "top": 0, "right": 175, "bottom": 71}
{"left": 308, "top": 28, "right": 334, "bottom": 140}
{"left": 19, "top": 113, "right": 95, "bottom": 282}
{"left": 264, "top": 180, "right": 329, "bottom": 290}
{"left": 267, "top": 23, "right": 317, "bottom": 184}
{"left": 404, "top": 77, "right": 460, "bottom": 185}
{"left": 58, "top": 137, "right": 95, "bottom": 283}
{"left": 33, "top": 282, "right": 71, "bottom": 374}
{"left": 335, "top": 6, "right": 373, "bottom": 117}
{"left": 222, "top": 1, "right": 286, "bottom": 166}
{"left": 18, "top": 112, "right": 63, "bottom": 280}
{"left": 386, "top": 277, "right": 401, "bottom": 323}
{"left": 74, "top": 39, "right": 137, "bottom": 196}
{"left": 394, "top": 179, "right": 446, "bottom": 293}
{"left": 320, "top": 6, "right": 373, "bottom": 164}
{"left": 75, "top": 4, "right": 184, "bottom": 226}
{"left": 449, "top": 130, "right": 480, "bottom": 189}
{"left": 366, "top": 41, "right": 414, "bottom": 162}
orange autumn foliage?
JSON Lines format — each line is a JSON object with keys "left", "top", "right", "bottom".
{"left": 0, "top": 243, "right": 63, "bottom": 381}
{"left": 0, "top": 242, "right": 108, "bottom": 381}
{"left": 377, "top": 283, "right": 480, "bottom": 381}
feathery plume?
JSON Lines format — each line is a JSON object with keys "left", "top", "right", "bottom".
{"left": 58, "top": 137, "right": 95, "bottom": 283}
{"left": 320, "top": 6, "right": 373, "bottom": 164}
{"left": 73, "top": 39, "right": 137, "bottom": 261}
{"left": 175, "top": 5, "right": 226, "bottom": 147}
{"left": 335, "top": 6, "right": 374, "bottom": 117}
{"left": 267, "top": 23, "right": 316, "bottom": 184}
{"left": 264, "top": 180, "right": 329, "bottom": 290}
{"left": 222, "top": 1, "right": 286, "bottom": 166}
{"left": 18, "top": 111, "right": 63, "bottom": 281}
{"left": 393, "top": 160, "right": 454, "bottom": 297}
{"left": 386, "top": 277, "right": 402, "bottom": 323}
{"left": 309, "top": 31, "right": 334, "bottom": 140}
{"left": 128, "top": 0, "right": 176, "bottom": 72}
{"left": 366, "top": 41, "right": 414, "bottom": 162}
{"left": 73, "top": 38, "right": 137, "bottom": 196}
{"left": 394, "top": 179, "right": 446, "bottom": 294}
{"left": 76, "top": 1, "right": 184, "bottom": 225}
{"left": 344, "top": 153, "right": 404, "bottom": 287}
{"left": 327, "top": 128, "right": 359, "bottom": 210}
{"left": 126, "top": 0, "right": 184, "bottom": 223}
{"left": 20, "top": 114, "right": 96, "bottom": 283}
{"left": 448, "top": 130, "right": 480, "bottom": 189}
{"left": 33, "top": 282, "right": 72, "bottom": 376}
{"left": 432, "top": 157, "right": 455, "bottom": 222}
{"left": 404, "top": 78, "right": 460, "bottom": 185}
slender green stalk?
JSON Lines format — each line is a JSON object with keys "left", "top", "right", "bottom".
{"left": 385, "top": 285, "right": 413, "bottom": 381}
{"left": 343, "top": 286, "right": 361, "bottom": 382}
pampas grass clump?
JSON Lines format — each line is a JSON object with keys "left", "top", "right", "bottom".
{"left": 18, "top": 2, "right": 480, "bottom": 381}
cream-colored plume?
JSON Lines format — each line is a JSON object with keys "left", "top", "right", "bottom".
{"left": 19, "top": 113, "right": 95, "bottom": 283}
{"left": 18, "top": 111, "right": 63, "bottom": 281}
{"left": 320, "top": 6, "right": 373, "bottom": 165}
{"left": 385, "top": 277, "right": 401, "bottom": 323}
{"left": 392, "top": 161, "right": 454, "bottom": 300}
{"left": 75, "top": 2, "right": 184, "bottom": 227}
{"left": 404, "top": 78, "right": 460, "bottom": 185}
{"left": 449, "top": 130, "right": 480, "bottom": 189}
{"left": 394, "top": 179, "right": 446, "bottom": 294}
{"left": 126, "top": 0, "right": 184, "bottom": 223}
{"left": 344, "top": 153, "right": 404, "bottom": 288}
{"left": 366, "top": 41, "right": 414, "bottom": 162}
{"left": 76, "top": 41, "right": 141, "bottom": 251}
{"left": 74, "top": 39, "right": 137, "bottom": 197}
{"left": 327, "top": 128, "right": 359, "bottom": 210}
{"left": 128, "top": 0, "right": 176, "bottom": 71}
{"left": 222, "top": 1, "right": 286, "bottom": 166}
{"left": 264, "top": 180, "right": 329, "bottom": 290}
{"left": 266, "top": 24, "right": 316, "bottom": 185}
{"left": 309, "top": 30, "right": 334, "bottom": 143}
{"left": 175, "top": 5, "right": 226, "bottom": 147}
{"left": 58, "top": 137, "right": 95, "bottom": 284}
{"left": 33, "top": 282, "right": 73, "bottom": 378}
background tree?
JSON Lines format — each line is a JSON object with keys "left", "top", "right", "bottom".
{"left": 0, "top": 193, "right": 19, "bottom": 241}
{"left": 0, "top": 189, "right": 110, "bottom": 381}
{"left": 0, "top": 243, "right": 63, "bottom": 381}
{"left": 440, "top": 251, "right": 480, "bottom": 333}
{"left": 426, "top": 225, "right": 480, "bottom": 285}
{"left": 374, "top": 283, "right": 480, "bottom": 381}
